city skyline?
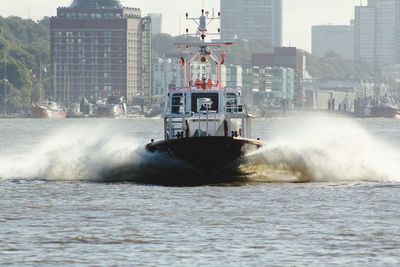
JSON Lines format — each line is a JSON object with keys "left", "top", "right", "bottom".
{"left": 0, "top": 0, "right": 360, "bottom": 51}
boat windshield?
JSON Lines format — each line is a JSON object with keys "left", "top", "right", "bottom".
{"left": 171, "top": 93, "right": 184, "bottom": 114}
{"left": 191, "top": 93, "right": 219, "bottom": 113}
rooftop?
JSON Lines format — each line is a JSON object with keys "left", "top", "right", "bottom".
{"left": 70, "top": 0, "right": 124, "bottom": 9}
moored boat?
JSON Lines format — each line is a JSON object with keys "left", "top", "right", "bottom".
{"left": 370, "top": 97, "right": 400, "bottom": 118}
{"left": 31, "top": 101, "right": 66, "bottom": 119}
{"left": 95, "top": 96, "right": 127, "bottom": 118}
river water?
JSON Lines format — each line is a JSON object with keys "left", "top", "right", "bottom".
{"left": 0, "top": 116, "right": 400, "bottom": 266}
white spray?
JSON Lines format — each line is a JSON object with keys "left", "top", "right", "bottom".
{"left": 246, "top": 116, "right": 400, "bottom": 183}
{"left": 0, "top": 125, "right": 142, "bottom": 181}
{"left": 1, "top": 116, "right": 399, "bottom": 183}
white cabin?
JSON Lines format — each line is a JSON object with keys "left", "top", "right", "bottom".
{"left": 164, "top": 86, "right": 252, "bottom": 140}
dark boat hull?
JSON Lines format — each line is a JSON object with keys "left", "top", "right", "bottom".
{"left": 144, "top": 136, "right": 264, "bottom": 185}
{"left": 370, "top": 106, "right": 400, "bottom": 118}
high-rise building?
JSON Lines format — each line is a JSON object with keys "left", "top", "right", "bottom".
{"left": 240, "top": 66, "right": 295, "bottom": 109}
{"left": 152, "top": 58, "right": 184, "bottom": 100}
{"left": 220, "top": 0, "right": 282, "bottom": 47}
{"left": 312, "top": 24, "right": 354, "bottom": 60}
{"left": 50, "top": 0, "right": 151, "bottom": 105}
{"left": 222, "top": 65, "right": 243, "bottom": 89}
{"left": 251, "top": 47, "right": 305, "bottom": 107}
{"left": 148, "top": 13, "right": 162, "bottom": 35}
{"left": 354, "top": 0, "right": 400, "bottom": 67}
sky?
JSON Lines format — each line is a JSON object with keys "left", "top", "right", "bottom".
{"left": 0, "top": 0, "right": 361, "bottom": 52}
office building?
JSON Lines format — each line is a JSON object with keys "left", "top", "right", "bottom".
{"left": 50, "top": 0, "right": 151, "bottom": 104}
{"left": 241, "top": 66, "right": 294, "bottom": 109}
{"left": 355, "top": 0, "right": 400, "bottom": 67}
{"left": 152, "top": 58, "right": 183, "bottom": 100}
{"left": 269, "top": 67, "right": 295, "bottom": 100}
{"left": 148, "top": 13, "right": 162, "bottom": 34}
{"left": 220, "top": 0, "right": 282, "bottom": 47}
{"left": 312, "top": 24, "right": 354, "bottom": 60}
{"left": 221, "top": 65, "right": 243, "bottom": 88}
{"left": 251, "top": 47, "right": 305, "bottom": 106}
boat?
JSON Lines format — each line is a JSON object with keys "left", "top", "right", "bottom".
{"left": 95, "top": 96, "right": 127, "bottom": 118}
{"left": 31, "top": 60, "right": 66, "bottom": 119}
{"left": 31, "top": 100, "right": 66, "bottom": 118}
{"left": 369, "top": 96, "right": 400, "bottom": 118}
{"left": 145, "top": 10, "right": 264, "bottom": 186}
{"left": 354, "top": 95, "right": 400, "bottom": 118}
{"left": 66, "top": 103, "right": 83, "bottom": 118}
{"left": 66, "top": 98, "right": 94, "bottom": 118}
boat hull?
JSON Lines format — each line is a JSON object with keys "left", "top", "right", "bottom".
{"left": 144, "top": 136, "right": 264, "bottom": 185}
{"left": 370, "top": 106, "right": 400, "bottom": 118}
{"left": 31, "top": 105, "right": 66, "bottom": 119}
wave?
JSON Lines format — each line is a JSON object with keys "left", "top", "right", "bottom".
{"left": 0, "top": 125, "right": 140, "bottom": 181}
{"left": 243, "top": 116, "right": 400, "bottom": 183}
{"left": 0, "top": 124, "right": 197, "bottom": 183}
{"left": 1, "top": 116, "right": 399, "bottom": 184}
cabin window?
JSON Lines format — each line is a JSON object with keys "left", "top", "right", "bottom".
{"left": 226, "top": 93, "right": 243, "bottom": 113}
{"left": 226, "top": 93, "right": 238, "bottom": 106}
{"left": 191, "top": 93, "right": 219, "bottom": 113}
{"left": 171, "top": 94, "right": 184, "bottom": 114}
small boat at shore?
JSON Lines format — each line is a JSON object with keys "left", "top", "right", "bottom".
{"left": 31, "top": 101, "right": 66, "bottom": 119}
{"left": 145, "top": 10, "right": 264, "bottom": 186}
{"left": 95, "top": 96, "right": 127, "bottom": 118}
{"left": 354, "top": 95, "right": 400, "bottom": 118}
{"left": 370, "top": 97, "right": 400, "bottom": 118}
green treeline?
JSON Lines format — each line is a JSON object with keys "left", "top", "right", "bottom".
{"left": 0, "top": 16, "right": 50, "bottom": 111}
{"left": 304, "top": 51, "right": 373, "bottom": 80}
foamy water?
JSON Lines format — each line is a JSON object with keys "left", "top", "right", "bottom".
{"left": 245, "top": 116, "right": 400, "bottom": 183}
{"left": 0, "top": 116, "right": 399, "bottom": 184}
{"left": 0, "top": 125, "right": 143, "bottom": 181}
{"left": 0, "top": 122, "right": 193, "bottom": 183}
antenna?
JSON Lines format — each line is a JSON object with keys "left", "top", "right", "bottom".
{"left": 184, "top": 9, "right": 222, "bottom": 41}
{"left": 174, "top": 10, "right": 235, "bottom": 89}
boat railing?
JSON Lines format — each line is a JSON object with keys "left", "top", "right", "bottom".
{"left": 169, "top": 87, "right": 193, "bottom": 93}
{"left": 164, "top": 86, "right": 249, "bottom": 140}
{"left": 165, "top": 91, "right": 192, "bottom": 140}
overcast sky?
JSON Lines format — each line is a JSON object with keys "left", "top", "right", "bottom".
{"left": 0, "top": 0, "right": 361, "bottom": 52}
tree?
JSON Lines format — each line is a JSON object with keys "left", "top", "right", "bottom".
{"left": 0, "top": 15, "right": 50, "bottom": 110}
{"left": 303, "top": 50, "right": 373, "bottom": 80}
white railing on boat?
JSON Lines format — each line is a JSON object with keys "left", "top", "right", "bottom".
{"left": 164, "top": 86, "right": 251, "bottom": 140}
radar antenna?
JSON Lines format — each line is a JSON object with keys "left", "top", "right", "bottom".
{"left": 175, "top": 10, "right": 234, "bottom": 89}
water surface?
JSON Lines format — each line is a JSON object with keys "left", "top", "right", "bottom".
{"left": 0, "top": 116, "right": 399, "bottom": 266}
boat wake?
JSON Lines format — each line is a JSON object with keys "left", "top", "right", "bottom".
{"left": 242, "top": 116, "right": 400, "bottom": 183}
{"left": 0, "top": 116, "right": 399, "bottom": 184}
{"left": 0, "top": 125, "right": 137, "bottom": 181}
{"left": 0, "top": 125, "right": 196, "bottom": 183}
